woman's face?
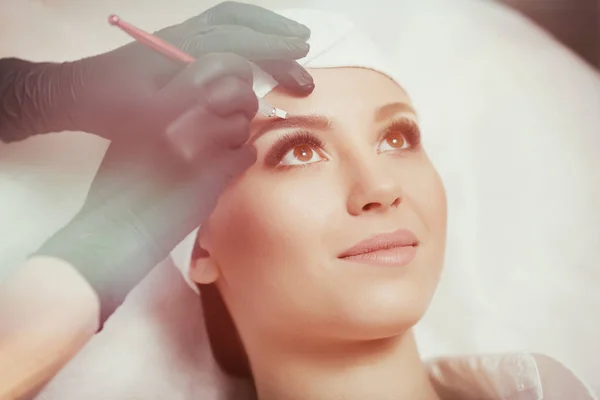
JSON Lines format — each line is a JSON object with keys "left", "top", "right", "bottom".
{"left": 191, "top": 68, "right": 447, "bottom": 343}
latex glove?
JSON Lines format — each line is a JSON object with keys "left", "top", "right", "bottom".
{"left": 0, "top": 1, "right": 313, "bottom": 143}
{"left": 35, "top": 53, "right": 258, "bottom": 325}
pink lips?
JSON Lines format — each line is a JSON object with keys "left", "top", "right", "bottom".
{"left": 338, "top": 229, "right": 419, "bottom": 267}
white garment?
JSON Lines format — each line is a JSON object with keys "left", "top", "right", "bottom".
{"left": 426, "top": 353, "right": 545, "bottom": 400}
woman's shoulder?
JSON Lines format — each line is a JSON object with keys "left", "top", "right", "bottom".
{"left": 424, "top": 352, "right": 597, "bottom": 400}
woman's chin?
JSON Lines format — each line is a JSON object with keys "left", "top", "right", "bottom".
{"left": 330, "top": 299, "right": 427, "bottom": 342}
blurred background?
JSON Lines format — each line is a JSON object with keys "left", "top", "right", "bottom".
{"left": 497, "top": 0, "right": 599, "bottom": 69}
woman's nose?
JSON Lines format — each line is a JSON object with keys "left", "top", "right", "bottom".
{"left": 346, "top": 160, "right": 403, "bottom": 216}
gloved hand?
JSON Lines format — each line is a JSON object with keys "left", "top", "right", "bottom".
{"left": 35, "top": 53, "right": 259, "bottom": 325}
{"left": 0, "top": 1, "right": 313, "bottom": 143}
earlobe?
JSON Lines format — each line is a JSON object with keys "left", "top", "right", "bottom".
{"left": 189, "top": 247, "right": 220, "bottom": 285}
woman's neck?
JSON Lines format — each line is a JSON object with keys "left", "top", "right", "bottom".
{"left": 247, "top": 331, "right": 440, "bottom": 400}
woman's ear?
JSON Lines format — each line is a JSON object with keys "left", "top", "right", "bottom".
{"left": 189, "top": 242, "right": 220, "bottom": 285}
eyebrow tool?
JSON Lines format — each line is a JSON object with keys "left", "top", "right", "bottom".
{"left": 108, "top": 14, "right": 288, "bottom": 119}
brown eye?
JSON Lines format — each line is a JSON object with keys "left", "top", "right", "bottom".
{"left": 293, "top": 145, "right": 314, "bottom": 162}
{"left": 280, "top": 143, "right": 326, "bottom": 166}
{"left": 379, "top": 130, "right": 409, "bottom": 153}
{"left": 265, "top": 131, "right": 328, "bottom": 169}
{"left": 385, "top": 131, "right": 406, "bottom": 149}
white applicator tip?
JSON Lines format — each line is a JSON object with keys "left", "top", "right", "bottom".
{"left": 273, "top": 107, "right": 288, "bottom": 119}
{"left": 258, "top": 98, "right": 288, "bottom": 119}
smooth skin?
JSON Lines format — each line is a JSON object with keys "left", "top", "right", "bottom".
{"left": 191, "top": 67, "right": 447, "bottom": 400}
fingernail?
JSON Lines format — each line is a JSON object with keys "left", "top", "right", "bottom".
{"left": 301, "top": 83, "right": 315, "bottom": 94}
{"left": 290, "top": 67, "right": 314, "bottom": 88}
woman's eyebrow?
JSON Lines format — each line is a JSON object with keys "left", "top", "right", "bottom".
{"left": 249, "top": 115, "right": 331, "bottom": 144}
{"left": 248, "top": 102, "right": 416, "bottom": 145}
{"left": 375, "top": 102, "right": 417, "bottom": 122}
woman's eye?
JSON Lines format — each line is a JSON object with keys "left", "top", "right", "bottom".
{"left": 280, "top": 144, "right": 326, "bottom": 166}
{"left": 378, "top": 130, "right": 409, "bottom": 153}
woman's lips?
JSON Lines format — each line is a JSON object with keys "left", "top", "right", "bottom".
{"left": 338, "top": 229, "right": 418, "bottom": 267}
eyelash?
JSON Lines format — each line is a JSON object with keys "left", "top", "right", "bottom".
{"left": 264, "top": 131, "right": 326, "bottom": 168}
{"left": 380, "top": 118, "right": 421, "bottom": 150}
{"left": 263, "top": 118, "right": 421, "bottom": 169}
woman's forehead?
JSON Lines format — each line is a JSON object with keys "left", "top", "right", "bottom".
{"left": 260, "top": 68, "right": 410, "bottom": 121}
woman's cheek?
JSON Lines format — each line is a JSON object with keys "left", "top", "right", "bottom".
{"left": 217, "top": 172, "right": 335, "bottom": 250}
